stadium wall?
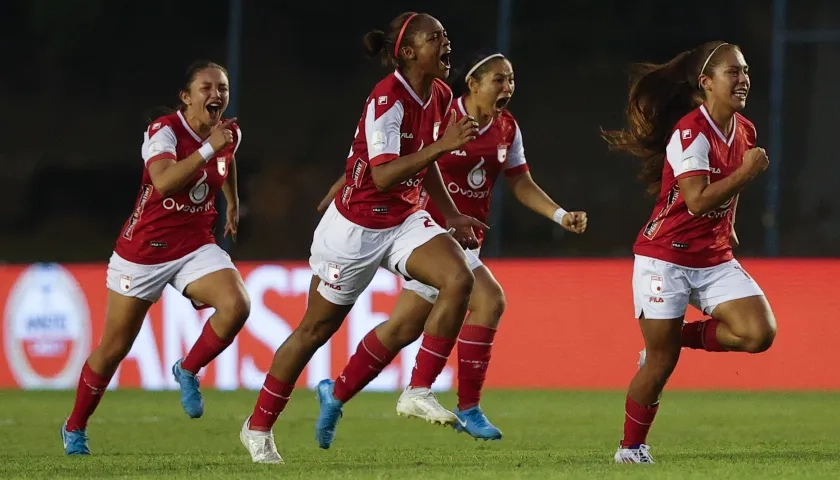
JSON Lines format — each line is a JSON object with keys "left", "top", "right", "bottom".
{"left": 1, "top": 259, "right": 837, "bottom": 391}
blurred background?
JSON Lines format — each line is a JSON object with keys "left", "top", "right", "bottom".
{"left": 1, "top": 0, "right": 839, "bottom": 263}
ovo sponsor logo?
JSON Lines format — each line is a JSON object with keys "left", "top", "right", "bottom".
{"left": 3, "top": 264, "right": 90, "bottom": 389}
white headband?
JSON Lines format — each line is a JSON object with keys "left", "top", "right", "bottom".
{"left": 465, "top": 53, "right": 505, "bottom": 80}
{"left": 699, "top": 43, "right": 729, "bottom": 87}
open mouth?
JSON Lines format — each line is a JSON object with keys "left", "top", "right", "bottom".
{"left": 494, "top": 96, "right": 511, "bottom": 111}
{"left": 206, "top": 101, "right": 222, "bottom": 119}
{"left": 733, "top": 87, "right": 748, "bottom": 100}
{"left": 439, "top": 52, "right": 451, "bottom": 69}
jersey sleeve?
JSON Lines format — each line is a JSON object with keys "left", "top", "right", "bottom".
{"left": 141, "top": 120, "right": 178, "bottom": 166}
{"left": 666, "top": 125, "right": 711, "bottom": 179}
{"left": 503, "top": 121, "right": 529, "bottom": 177}
{"left": 365, "top": 96, "right": 404, "bottom": 167}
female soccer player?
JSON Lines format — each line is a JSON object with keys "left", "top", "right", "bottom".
{"left": 238, "top": 12, "right": 485, "bottom": 464}
{"left": 602, "top": 41, "right": 777, "bottom": 463}
{"left": 61, "top": 61, "right": 250, "bottom": 455}
{"left": 312, "top": 50, "right": 588, "bottom": 448}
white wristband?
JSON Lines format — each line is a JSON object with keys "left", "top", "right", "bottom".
{"left": 552, "top": 207, "right": 568, "bottom": 224}
{"left": 198, "top": 143, "right": 216, "bottom": 163}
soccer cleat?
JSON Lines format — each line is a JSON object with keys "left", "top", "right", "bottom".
{"left": 171, "top": 358, "right": 204, "bottom": 418}
{"left": 61, "top": 421, "right": 91, "bottom": 456}
{"left": 614, "top": 443, "right": 654, "bottom": 464}
{"left": 314, "top": 379, "right": 344, "bottom": 449}
{"left": 240, "top": 416, "right": 284, "bottom": 464}
{"left": 453, "top": 405, "right": 502, "bottom": 440}
{"left": 396, "top": 387, "right": 459, "bottom": 425}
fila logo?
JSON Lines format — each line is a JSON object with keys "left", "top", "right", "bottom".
{"left": 400, "top": 133, "right": 414, "bottom": 139}
{"left": 378, "top": 96, "right": 388, "bottom": 105}
{"left": 710, "top": 167, "right": 721, "bottom": 174}
{"left": 681, "top": 129, "right": 692, "bottom": 139}
{"left": 451, "top": 150, "right": 467, "bottom": 156}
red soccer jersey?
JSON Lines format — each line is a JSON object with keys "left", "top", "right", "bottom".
{"left": 114, "top": 110, "right": 242, "bottom": 264}
{"left": 335, "top": 70, "right": 453, "bottom": 229}
{"left": 421, "top": 96, "right": 528, "bottom": 247}
{"left": 633, "top": 104, "right": 756, "bottom": 268}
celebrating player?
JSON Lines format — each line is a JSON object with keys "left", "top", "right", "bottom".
{"left": 312, "top": 49, "right": 588, "bottom": 448}
{"left": 238, "top": 12, "right": 485, "bottom": 464}
{"left": 602, "top": 42, "right": 777, "bottom": 463}
{"left": 61, "top": 61, "right": 249, "bottom": 455}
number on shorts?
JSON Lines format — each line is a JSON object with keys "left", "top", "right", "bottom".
{"left": 422, "top": 216, "right": 434, "bottom": 228}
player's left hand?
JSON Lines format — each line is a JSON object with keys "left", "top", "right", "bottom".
{"left": 224, "top": 203, "right": 239, "bottom": 242}
{"left": 730, "top": 229, "right": 739, "bottom": 249}
{"left": 561, "top": 211, "right": 588, "bottom": 234}
{"left": 446, "top": 214, "right": 490, "bottom": 250}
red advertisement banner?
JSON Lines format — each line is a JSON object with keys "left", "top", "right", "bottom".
{"left": 1, "top": 259, "right": 837, "bottom": 391}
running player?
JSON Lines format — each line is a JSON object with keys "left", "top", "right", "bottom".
{"left": 602, "top": 41, "right": 776, "bottom": 463}
{"left": 238, "top": 12, "right": 485, "bottom": 464}
{"left": 312, "top": 50, "right": 587, "bottom": 448}
{"left": 61, "top": 61, "right": 250, "bottom": 455}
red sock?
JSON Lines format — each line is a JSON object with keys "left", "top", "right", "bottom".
{"left": 409, "top": 334, "right": 456, "bottom": 388}
{"left": 66, "top": 362, "right": 112, "bottom": 432}
{"left": 181, "top": 321, "right": 234, "bottom": 374}
{"left": 621, "top": 395, "right": 659, "bottom": 447}
{"left": 333, "top": 330, "right": 398, "bottom": 403}
{"left": 681, "top": 319, "right": 725, "bottom": 352}
{"left": 457, "top": 325, "right": 496, "bottom": 410}
{"left": 249, "top": 374, "right": 294, "bottom": 431}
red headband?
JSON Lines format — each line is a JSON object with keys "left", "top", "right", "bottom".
{"left": 394, "top": 13, "right": 419, "bottom": 59}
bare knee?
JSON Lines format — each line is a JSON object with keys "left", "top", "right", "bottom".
{"left": 438, "top": 265, "right": 475, "bottom": 300}
{"left": 216, "top": 293, "right": 251, "bottom": 329}
{"left": 642, "top": 346, "right": 681, "bottom": 384}
{"left": 95, "top": 335, "right": 134, "bottom": 368}
{"left": 380, "top": 319, "right": 425, "bottom": 349}
{"left": 741, "top": 322, "right": 777, "bottom": 353}
{"left": 295, "top": 311, "right": 344, "bottom": 350}
{"left": 470, "top": 281, "right": 506, "bottom": 324}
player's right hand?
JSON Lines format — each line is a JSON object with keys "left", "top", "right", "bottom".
{"left": 437, "top": 109, "right": 479, "bottom": 152}
{"left": 208, "top": 117, "right": 237, "bottom": 152}
{"left": 742, "top": 147, "right": 769, "bottom": 177}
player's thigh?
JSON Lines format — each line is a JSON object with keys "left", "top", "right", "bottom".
{"left": 173, "top": 244, "right": 249, "bottom": 314}
{"left": 385, "top": 211, "right": 473, "bottom": 291}
{"left": 309, "top": 202, "right": 388, "bottom": 306}
{"left": 691, "top": 260, "right": 772, "bottom": 322}
{"left": 632, "top": 255, "right": 692, "bottom": 321}
{"left": 696, "top": 261, "right": 776, "bottom": 342}
{"left": 98, "top": 289, "right": 153, "bottom": 357}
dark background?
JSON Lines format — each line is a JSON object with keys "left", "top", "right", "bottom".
{"left": 1, "top": 0, "right": 838, "bottom": 263}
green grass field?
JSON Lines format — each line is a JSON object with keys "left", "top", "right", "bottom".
{"left": 1, "top": 389, "right": 838, "bottom": 479}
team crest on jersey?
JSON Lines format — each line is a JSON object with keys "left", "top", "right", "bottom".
{"left": 327, "top": 263, "right": 341, "bottom": 281}
{"left": 649, "top": 275, "right": 663, "bottom": 295}
{"left": 433, "top": 122, "right": 441, "bottom": 141}
{"left": 217, "top": 157, "right": 227, "bottom": 175}
{"left": 497, "top": 144, "right": 508, "bottom": 163}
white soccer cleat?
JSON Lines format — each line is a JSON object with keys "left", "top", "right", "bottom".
{"left": 396, "top": 387, "right": 459, "bottom": 426}
{"left": 614, "top": 443, "right": 654, "bottom": 464}
{"left": 239, "top": 416, "right": 284, "bottom": 464}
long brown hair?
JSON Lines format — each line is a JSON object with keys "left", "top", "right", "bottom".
{"left": 602, "top": 41, "right": 739, "bottom": 195}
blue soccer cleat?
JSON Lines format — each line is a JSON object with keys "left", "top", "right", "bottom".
{"left": 172, "top": 358, "right": 204, "bottom": 418}
{"left": 61, "top": 421, "right": 91, "bottom": 455}
{"left": 314, "top": 379, "right": 344, "bottom": 449}
{"left": 453, "top": 405, "right": 503, "bottom": 440}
